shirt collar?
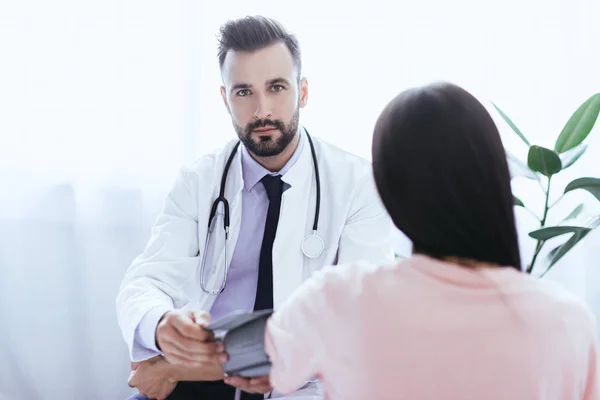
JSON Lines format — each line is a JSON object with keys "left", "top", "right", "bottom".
{"left": 241, "top": 127, "right": 306, "bottom": 191}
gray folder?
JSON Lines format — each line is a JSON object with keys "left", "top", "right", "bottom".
{"left": 205, "top": 309, "right": 274, "bottom": 378}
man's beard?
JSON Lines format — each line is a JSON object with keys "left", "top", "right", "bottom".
{"left": 234, "top": 109, "right": 299, "bottom": 157}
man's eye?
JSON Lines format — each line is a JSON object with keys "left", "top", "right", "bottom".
{"left": 237, "top": 89, "right": 251, "bottom": 97}
{"left": 270, "top": 85, "right": 284, "bottom": 92}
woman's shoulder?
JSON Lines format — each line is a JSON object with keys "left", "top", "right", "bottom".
{"left": 521, "top": 275, "right": 597, "bottom": 326}
{"left": 306, "top": 259, "right": 406, "bottom": 298}
{"left": 311, "top": 257, "right": 596, "bottom": 323}
{"left": 314, "top": 258, "right": 395, "bottom": 280}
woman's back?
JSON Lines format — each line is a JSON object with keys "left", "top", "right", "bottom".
{"left": 264, "top": 82, "right": 598, "bottom": 399}
{"left": 266, "top": 255, "right": 598, "bottom": 399}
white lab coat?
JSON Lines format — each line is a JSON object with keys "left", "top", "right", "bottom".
{"left": 116, "top": 130, "right": 394, "bottom": 398}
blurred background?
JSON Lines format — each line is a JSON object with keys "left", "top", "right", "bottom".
{"left": 0, "top": 0, "right": 599, "bottom": 398}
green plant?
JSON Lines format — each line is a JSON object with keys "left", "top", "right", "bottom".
{"left": 493, "top": 93, "right": 600, "bottom": 276}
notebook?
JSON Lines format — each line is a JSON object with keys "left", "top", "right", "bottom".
{"left": 205, "top": 309, "right": 274, "bottom": 378}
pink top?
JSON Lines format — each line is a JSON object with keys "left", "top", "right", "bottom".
{"left": 265, "top": 255, "right": 598, "bottom": 400}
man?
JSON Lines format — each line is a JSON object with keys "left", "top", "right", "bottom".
{"left": 118, "top": 15, "right": 393, "bottom": 400}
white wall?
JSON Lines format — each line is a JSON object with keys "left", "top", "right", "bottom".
{"left": 0, "top": 0, "right": 598, "bottom": 399}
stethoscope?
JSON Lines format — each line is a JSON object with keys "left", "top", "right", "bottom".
{"left": 200, "top": 129, "right": 324, "bottom": 295}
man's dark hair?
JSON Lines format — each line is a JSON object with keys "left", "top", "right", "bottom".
{"left": 371, "top": 82, "right": 522, "bottom": 271}
{"left": 217, "top": 15, "right": 302, "bottom": 78}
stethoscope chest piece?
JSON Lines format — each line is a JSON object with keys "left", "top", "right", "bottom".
{"left": 301, "top": 232, "right": 325, "bottom": 258}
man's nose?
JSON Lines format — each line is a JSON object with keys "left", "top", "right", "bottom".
{"left": 253, "top": 95, "right": 273, "bottom": 120}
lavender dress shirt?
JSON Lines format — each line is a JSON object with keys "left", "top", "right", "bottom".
{"left": 133, "top": 131, "right": 306, "bottom": 354}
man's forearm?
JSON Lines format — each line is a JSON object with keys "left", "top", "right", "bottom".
{"left": 166, "top": 361, "right": 225, "bottom": 382}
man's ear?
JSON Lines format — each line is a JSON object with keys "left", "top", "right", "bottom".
{"left": 299, "top": 78, "right": 308, "bottom": 109}
{"left": 220, "top": 86, "right": 231, "bottom": 115}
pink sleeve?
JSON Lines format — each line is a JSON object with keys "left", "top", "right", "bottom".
{"left": 265, "top": 269, "right": 334, "bottom": 395}
{"left": 584, "top": 337, "right": 598, "bottom": 400}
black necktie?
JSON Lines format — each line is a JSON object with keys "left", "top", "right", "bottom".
{"left": 241, "top": 175, "right": 283, "bottom": 400}
{"left": 253, "top": 174, "right": 284, "bottom": 311}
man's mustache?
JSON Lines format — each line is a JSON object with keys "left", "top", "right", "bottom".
{"left": 245, "top": 119, "right": 284, "bottom": 134}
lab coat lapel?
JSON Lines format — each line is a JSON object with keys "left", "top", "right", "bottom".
{"left": 226, "top": 148, "right": 244, "bottom": 266}
{"left": 272, "top": 133, "right": 314, "bottom": 308}
{"left": 197, "top": 142, "right": 244, "bottom": 311}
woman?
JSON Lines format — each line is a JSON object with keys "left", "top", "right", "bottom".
{"left": 262, "top": 82, "right": 598, "bottom": 399}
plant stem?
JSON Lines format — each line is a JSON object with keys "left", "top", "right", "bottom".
{"left": 523, "top": 207, "right": 541, "bottom": 222}
{"left": 541, "top": 177, "right": 552, "bottom": 226}
{"left": 548, "top": 193, "right": 565, "bottom": 209}
{"left": 537, "top": 179, "right": 547, "bottom": 195}
{"left": 528, "top": 241, "right": 544, "bottom": 273}
{"left": 527, "top": 176, "right": 552, "bottom": 274}
{"left": 539, "top": 266, "right": 551, "bottom": 278}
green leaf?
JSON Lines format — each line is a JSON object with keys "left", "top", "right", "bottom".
{"left": 564, "top": 177, "right": 600, "bottom": 202}
{"left": 513, "top": 195, "right": 524, "bottom": 207}
{"left": 548, "top": 217, "right": 600, "bottom": 268}
{"left": 562, "top": 204, "right": 584, "bottom": 221}
{"left": 559, "top": 143, "right": 587, "bottom": 170}
{"left": 546, "top": 244, "right": 562, "bottom": 260}
{"left": 527, "top": 145, "right": 562, "bottom": 177}
{"left": 542, "top": 216, "right": 600, "bottom": 275}
{"left": 554, "top": 93, "right": 600, "bottom": 153}
{"left": 506, "top": 151, "right": 540, "bottom": 180}
{"left": 492, "top": 103, "right": 532, "bottom": 147}
{"left": 589, "top": 216, "right": 600, "bottom": 229}
{"left": 547, "top": 230, "right": 590, "bottom": 269}
{"left": 528, "top": 225, "right": 590, "bottom": 241}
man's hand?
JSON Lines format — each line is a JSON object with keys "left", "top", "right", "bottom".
{"left": 155, "top": 310, "right": 220, "bottom": 367}
{"left": 224, "top": 376, "right": 273, "bottom": 394}
{"left": 169, "top": 360, "right": 226, "bottom": 382}
{"left": 128, "top": 356, "right": 176, "bottom": 400}
{"left": 218, "top": 343, "right": 272, "bottom": 394}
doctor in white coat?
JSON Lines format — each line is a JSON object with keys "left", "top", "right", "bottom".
{"left": 118, "top": 15, "right": 393, "bottom": 400}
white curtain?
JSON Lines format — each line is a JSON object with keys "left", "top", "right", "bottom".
{"left": 0, "top": 0, "right": 598, "bottom": 399}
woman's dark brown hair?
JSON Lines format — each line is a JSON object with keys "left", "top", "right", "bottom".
{"left": 371, "top": 82, "right": 522, "bottom": 270}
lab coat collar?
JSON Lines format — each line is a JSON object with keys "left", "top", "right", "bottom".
{"left": 271, "top": 127, "right": 313, "bottom": 308}
{"left": 278, "top": 127, "right": 311, "bottom": 189}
